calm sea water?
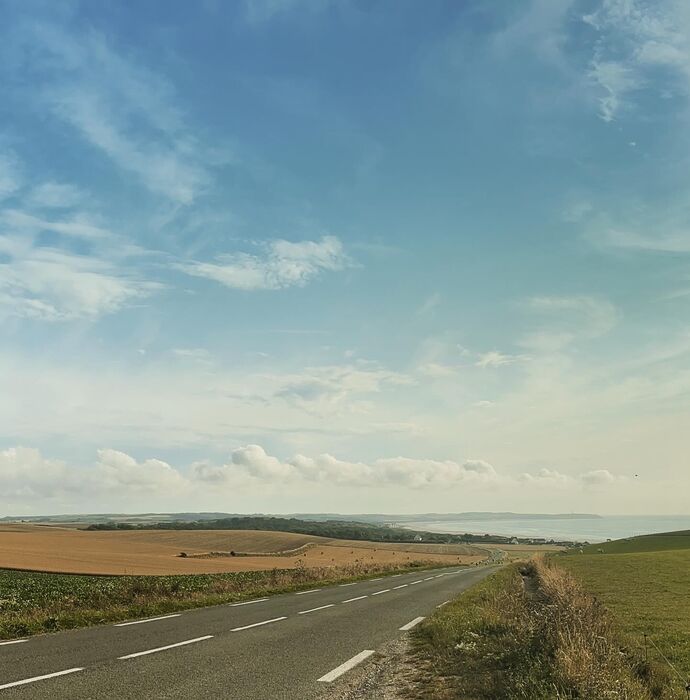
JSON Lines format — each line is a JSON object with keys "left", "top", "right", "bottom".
{"left": 405, "top": 515, "right": 690, "bottom": 543}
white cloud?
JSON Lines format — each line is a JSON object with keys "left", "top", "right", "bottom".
{"left": 196, "top": 445, "right": 500, "bottom": 489}
{"left": 0, "top": 245, "right": 159, "bottom": 321}
{"left": 584, "top": 0, "right": 690, "bottom": 121}
{"left": 0, "top": 447, "right": 76, "bottom": 499}
{"left": 519, "top": 467, "right": 571, "bottom": 486}
{"left": 2, "top": 209, "right": 112, "bottom": 241}
{"left": 180, "top": 235, "right": 349, "bottom": 291}
{"left": 581, "top": 468, "right": 618, "bottom": 486}
{"left": 96, "top": 449, "right": 186, "bottom": 494}
{"left": 27, "top": 182, "right": 85, "bottom": 209}
{"left": 475, "top": 350, "right": 530, "bottom": 369}
{"left": 0, "top": 151, "right": 23, "bottom": 200}
{"left": 521, "top": 295, "right": 618, "bottom": 350}
{"left": 599, "top": 228, "right": 690, "bottom": 253}
{"left": 274, "top": 362, "right": 413, "bottom": 412}
{"left": 12, "top": 23, "right": 214, "bottom": 205}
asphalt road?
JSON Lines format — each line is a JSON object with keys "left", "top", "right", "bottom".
{"left": 0, "top": 565, "right": 497, "bottom": 699}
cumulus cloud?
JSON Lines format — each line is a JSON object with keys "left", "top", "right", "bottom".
{"left": 179, "top": 235, "right": 348, "bottom": 291}
{"left": 194, "top": 445, "right": 500, "bottom": 489}
{"left": 580, "top": 468, "right": 618, "bottom": 486}
{"left": 0, "top": 447, "right": 75, "bottom": 499}
{"left": 519, "top": 467, "right": 622, "bottom": 489}
{"left": 96, "top": 449, "right": 186, "bottom": 493}
{"left": 0, "top": 446, "right": 627, "bottom": 510}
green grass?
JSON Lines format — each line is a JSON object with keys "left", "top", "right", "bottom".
{"left": 580, "top": 530, "right": 690, "bottom": 554}
{"left": 0, "top": 560, "right": 445, "bottom": 640}
{"left": 560, "top": 547, "right": 690, "bottom": 696}
{"left": 410, "top": 561, "right": 670, "bottom": 699}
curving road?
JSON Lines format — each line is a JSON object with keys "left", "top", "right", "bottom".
{"left": 0, "top": 565, "right": 497, "bottom": 699}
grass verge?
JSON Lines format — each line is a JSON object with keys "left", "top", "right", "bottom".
{"left": 559, "top": 548, "right": 690, "bottom": 697}
{"left": 409, "top": 559, "right": 672, "bottom": 699}
{"left": 0, "top": 560, "right": 450, "bottom": 640}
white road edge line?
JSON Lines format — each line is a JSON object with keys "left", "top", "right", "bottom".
{"left": 400, "top": 617, "right": 425, "bottom": 631}
{"left": 338, "top": 582, "right": 357, "bottom": 587}
{"left": 342, "top": 595, "right": 368, "bottom": 604}
{"left": 437, "top": 601, "right": 449, "bottom": 608}
{"left": 231, "top": 617, "right": 287, "bottom": 632}
{"left": 370, "top": 578, "right": 382, "bottom": 581}
{"left": 114, "top": 614, "right": 181, "bottom": 627}
{"left": 318, "top": 650, "right": 376, "bottom": 683}
{"left": 0, "top": 639, "right": 27, "bottom": 646}
{"left": 393, "top": 584, "right": 408, "bottom": 590}
{"left": 230, "top": 598, "right": 269, "bottom": 607}
{"left": 118, "top": 636, "right": 213, "bottom": 660}
{"left": 295, "top": 589, "right": 319, "bottom": 595}
{"left": 0, "top": 668, "right": 84, "bottom": 691}
{"left": 298, "top": 604, "right": 334, "bottom": 615}
{"left": 371, "top": 589, "right": 390, "bottom": 596}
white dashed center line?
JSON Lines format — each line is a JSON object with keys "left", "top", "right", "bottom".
{"left": 298, "top": 604, "right": 334, "bottom": 615}
{"left": 318, "top": 650, "right": 376, "bottom": 683}
{"left": 371, "top": 589, "right": 390, "bottom": 596}
{"left": 0, "top": 668, "right": 84, "bottom": 691}
{"left": 231, "top": 617, "right": 286, "bottom": 632}
{"left": 342, "top": 595, "right": 368, "bottom": 604}
{"left": 410, "top": 580, "right": 423, "bottom": 585}
{"left": 393, "top": 584, "right": 408, "bottom": 589}
{"left": 118, "top": 636, "right": 213, "bottom": 660}
{"left": 399, "top": 617, "right": 425, "bottom": 631}
{"left": 115, "top": 614, "right": 181, "bottom": 627}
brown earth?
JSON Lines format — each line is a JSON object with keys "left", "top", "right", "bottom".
{"left": 0, "top": 525, "right": 486, "bottom": 575}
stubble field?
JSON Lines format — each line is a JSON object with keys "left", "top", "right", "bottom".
{"left": 0, "top": 525, "right": 484, "bottom": 575}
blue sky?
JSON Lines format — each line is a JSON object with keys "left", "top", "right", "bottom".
{"left": 1, "top": 0, "right": 689, "bottom": 515}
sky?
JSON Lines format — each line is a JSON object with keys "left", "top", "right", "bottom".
{"left": 1, "top": 0, "right": 689, "bottom": 516}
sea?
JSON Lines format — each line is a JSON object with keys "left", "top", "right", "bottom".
{"left": 405, "top": 515, "right": 690, "bottom": 543}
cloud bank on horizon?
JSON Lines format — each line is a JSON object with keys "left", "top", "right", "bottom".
{"left": 1, "top": 0, "right": 688, "bottom": 515}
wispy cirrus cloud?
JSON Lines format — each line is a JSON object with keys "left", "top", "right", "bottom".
{"left": 179, "top": 235, "right": 349, "bottom": 290}
{"left": 584, "top": 0, "right": 690, "bottom": 122}
{"left": 0, "top": 150, "right": 23, "bottom": 200}
{"left": 6, "top": 22, "right": 216, "bottom": 205}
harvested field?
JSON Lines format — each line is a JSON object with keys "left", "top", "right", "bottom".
{"left": 0, "top": 525, "right": 485, "bottom": 575}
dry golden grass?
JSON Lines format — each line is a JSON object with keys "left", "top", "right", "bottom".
{"left": 411, "top": 558, "right": 670, "bottom": 699}
{"left": 0, "top": 525, "right": 483, "bottom": 575}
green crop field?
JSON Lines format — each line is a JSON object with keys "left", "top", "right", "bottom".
{"left": 560, "top": 533, "right": 690, "bottom": 695}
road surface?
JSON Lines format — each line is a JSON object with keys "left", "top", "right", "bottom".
{"left": 0, "top": 565, "right": 497, "bottom": 699}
